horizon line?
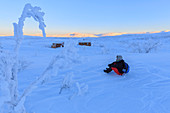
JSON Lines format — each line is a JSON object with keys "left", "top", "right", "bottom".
{"left": 0, "top": 30, "right": 170, "bottom": 37}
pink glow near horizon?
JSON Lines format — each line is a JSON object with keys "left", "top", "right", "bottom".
{"left": 1, "top": 30, "right": 170, "bottom": 37}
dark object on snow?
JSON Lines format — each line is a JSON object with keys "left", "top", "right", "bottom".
{"left": 51, "top": 42, "right": 64, "bottom": 48}
{"left": 104, "top": 55, "right": 129, "bottom": 75}
{"left": 78, "top": 42, "right": 91, "bottom": 46}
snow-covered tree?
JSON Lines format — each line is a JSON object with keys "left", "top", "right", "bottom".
{"left": 0, "top": 3, "right": 46, "bottom": 113}
{"left": 13, "top": 3, "right": 46, "bottom": 40}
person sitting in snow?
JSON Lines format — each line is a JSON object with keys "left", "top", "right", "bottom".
{"left": 104, "top": 55, "right": 129, "bottom": 75}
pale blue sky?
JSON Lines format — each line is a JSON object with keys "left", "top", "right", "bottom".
{"left": 0, "top": 0, "right": 170, "bottom": 35}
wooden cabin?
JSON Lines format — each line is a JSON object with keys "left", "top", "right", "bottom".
{"left": 51, "top": 42, "right": 64, "bottom": 48}
{"left": 78, "top": 42, "right": 91, "bottom": 46}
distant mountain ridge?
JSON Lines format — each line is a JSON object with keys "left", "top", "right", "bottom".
{"left": 1, "top": 30, "right": 170, "bottom": 37}
{"left": 47, "top": 30, "right": 170, "bottom": 37}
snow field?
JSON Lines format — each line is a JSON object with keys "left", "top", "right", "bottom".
{"left": 0, "top": 33, "right": 170, "bottom": 113}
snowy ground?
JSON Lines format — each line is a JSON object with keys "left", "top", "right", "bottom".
{"left": 1, "top": 32, "right": 170, "bottom": 113}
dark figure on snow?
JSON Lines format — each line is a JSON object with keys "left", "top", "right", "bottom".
{"left": 104, "top": 55, "right": 129, "bottom": 75}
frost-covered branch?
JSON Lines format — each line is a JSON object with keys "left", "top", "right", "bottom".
{"left": 13, "top": 3, "right": 46, "bottom": 39}
{"left": 15, "top": 56, "right": 58, "bottom": 108}
{"left": 129, "top": 39, "right": 160, "bottom": 53}
{"left": 0, "top": 3, "right": 47, "bottom": 113}
{"left": 59, "top": 73, "right": 74, "bottom": 94}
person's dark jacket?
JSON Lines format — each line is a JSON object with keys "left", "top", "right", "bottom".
{"left": 108, "top": 60, "right": 125, "bottom": 73}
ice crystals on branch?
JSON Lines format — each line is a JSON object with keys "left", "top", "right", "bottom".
{"left": 13, "top": 3, "right": 46, "bottom": 39}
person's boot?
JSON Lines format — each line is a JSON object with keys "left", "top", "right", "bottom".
{"left": 104, "top": 68, "right": 112, "bottom": 73}
{"left": 104, "top": 70, "right": 109, "bottom": 73}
